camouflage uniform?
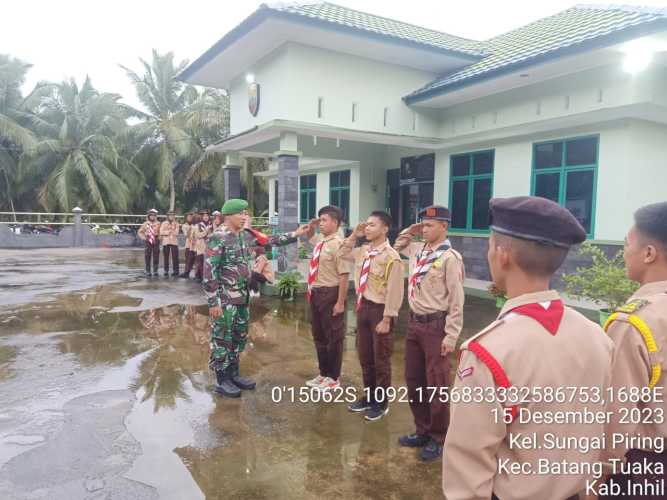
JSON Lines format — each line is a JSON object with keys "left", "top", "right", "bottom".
{"left": 203, "top": 227, "right": 297, "bottom": 372}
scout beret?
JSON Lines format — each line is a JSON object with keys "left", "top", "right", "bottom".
{"left": 198, "top": 208, "right": 209, "bottom": 215}
{"left": 489, "top": 196, "right": 586, "bottom": 248}
{"left": 419, "top": 205, "right": 451, "bottom": 222}
{"left": 221, "top": 199, "right": 249, "bottom": 215}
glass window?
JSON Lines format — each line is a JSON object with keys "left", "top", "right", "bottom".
{"left": 566, "top": 137, "right": 597, "bottom": 166}
{"left": 450, "top": 151, "right": 494, "bottom": 232}
{"left": 534, "top": 142, "right": 563, "bottom": 169}
{"left": 329, "top": 170, "right": 350, "bottom": 223}
{"left": 531, "top": 136, "right": 598, "bottom": 236}
{"left": 300, "top": 175, "right": 317, "bottom": 223}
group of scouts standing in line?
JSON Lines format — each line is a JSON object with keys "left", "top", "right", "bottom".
{"left": 140, "top": 192, "right": 667, "bottom": 499}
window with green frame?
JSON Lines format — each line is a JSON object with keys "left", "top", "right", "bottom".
{"left": 531, "top": 136, "right": 598, "bottom": 236}
{"left": 329, "top": 170, "right": 350, "bottom": 223}
{"left": 449, "top": 150, "right": 494, "bottom": 232}
{"left": 300, "top": 174, "right": 317, "bottom": 223}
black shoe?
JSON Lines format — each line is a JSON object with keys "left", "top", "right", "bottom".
{"left": 348, "top": 397, "right": 373, "bottom": 413}
{"left": 144, "top": 270, "right": 151, "bottom": 277}
{"left": 214, "top": 369, "right": 241, "bottom": 398}
{"left": 229, "top": 364, "right": 256, "bottom": 390}
{"left": 163, "top": 272, "right": 170, "bottom": 278}
{"left": 420, "top": 439, "right": 443, "bottom": 461}
{"left": 171, "top": 272, "right": 179, "bottom": 277}
{"left": 178, "top": 272, "right": 190, "bottom": 278}
{"left": 152, "top": 271, "right": 159, "bottom": 277}
{"left": 364, "top": 403, "right": 389, "bottom": 422}
{"left": 398, "top": 433, "right": 430, "bottom": 448}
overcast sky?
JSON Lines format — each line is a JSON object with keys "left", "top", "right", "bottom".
{"left": 3, "top": 0, "right": 667, "bottom": 110}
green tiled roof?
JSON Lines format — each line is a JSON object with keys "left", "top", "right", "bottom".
{"left": 265, "top": 2, "right": 485, "bottom": 56}
{"left": 405, "top": 4, "right": 667, "bottom": 103}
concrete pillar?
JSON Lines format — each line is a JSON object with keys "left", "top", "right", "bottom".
{"left": 223, "top": 152, "right": 242, "bottom": 201}
{"left": 72, "top": 207, "right": 83, "bottom": 247}
{"left": 275, "top": 132, "right": 300, "bottom": 273}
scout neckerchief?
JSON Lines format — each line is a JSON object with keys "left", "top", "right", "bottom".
{"left": 409, "top": 241, "right": 450, "bottom": 298}
{"left": 356, "top": 246, "right": 381, "bottom": 312}
{"left": 306, "top": 239, "right": 325, "bottom": 302}
{"left": 146, "top": 220, "right": 157, "bottom": 245}
{"left": 508, "top": 299, "right": 565, "bottom": 335}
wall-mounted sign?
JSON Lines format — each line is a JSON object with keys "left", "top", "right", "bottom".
{"left": 248, "top": 83, "right": 260, "bottom": 117}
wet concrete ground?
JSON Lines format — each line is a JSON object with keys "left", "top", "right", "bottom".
{"left": 0, "top": 248, "right": 498, "bottom": 500}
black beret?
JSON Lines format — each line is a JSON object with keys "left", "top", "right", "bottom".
{"left": 489, "top": 196, "right": 586, "bottom": 248}
{"left": 418, "top": 205, "right": 451, "bottom": 222}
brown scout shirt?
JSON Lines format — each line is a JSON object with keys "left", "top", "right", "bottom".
{"left": 193, "top": 223, "right": 211, "bottom": 255}
{"left": 394, "top": 229, "right": 466, "bottom": 349}
{"left": 603, "top": 280, "right": 667, "bottom": 462}
{"left": 181, "top": 223, "right": 192, "bottom": 250}
{"left": 137, "top": 221, "right": 161, "bottom": 242}
{"left": 443, "top": 290, "right": 614, "bottom": 500}
{"left": 159, "top": 220, "right": 180, "bottom": 246}
{"left": 337, "top": 236, "right": 404, "bottom": 317}
{"left": 309, "top": 233, "right": 351, "bottom": 288}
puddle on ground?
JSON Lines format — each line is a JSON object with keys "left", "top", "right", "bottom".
{"left": 0, "top": 249, "right": 499, "bottom": 499}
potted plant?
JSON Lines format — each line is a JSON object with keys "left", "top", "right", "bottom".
{"left": 276, "top": 271, "right": 301, "bottom": 301}
{"left": 488, "top": 283, "right": 508, "bottom": 309}
{"left": 562, "top": 242, "right": 639, "bottom": 326}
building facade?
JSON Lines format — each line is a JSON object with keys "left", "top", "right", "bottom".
{"left": 180, "top": 2, "right": 667, "bottom": 277}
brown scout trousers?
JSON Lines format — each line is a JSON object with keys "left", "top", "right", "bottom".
{"left": 194, "top": 254, "right": 204, "bottom": 280}
{"left": 356, "top": 297, "right": 394, "bottom": 406}
{"left": 405, "top": 314, "right": 450, "bottom": 444}
{"left": 309, "top": 286, "right": 345, "bottom": 380}
{"left": 182, "top": 249, "right": 195, "bottom": 275}
{"left": 163, "top": 244, "right": 179, "bottom": 274}
{"left": 144, "top": 241, "right": 159, "bottom": 272}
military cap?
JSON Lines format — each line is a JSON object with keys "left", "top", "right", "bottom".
{"left": 221, "top": 198, "right": 249, "bottom": 215}
{"left": 419, "top": 205, "right": 451, "bottom": 222}
{"left": 489, "top": 196, "right": 586, "bottom": 248}
{"left": 147, "top": 208, "right": 158, "bottom": 215}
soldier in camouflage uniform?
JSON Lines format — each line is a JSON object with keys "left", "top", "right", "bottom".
{"left": 203, "top": 198, "right": 310, "bottom": 397}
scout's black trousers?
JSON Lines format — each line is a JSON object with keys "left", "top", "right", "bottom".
{"left": 162, "top": 244, "right": 179, "bottom": 274}
{"left": 144, "top": 241, "right": 159, "bottom": 272}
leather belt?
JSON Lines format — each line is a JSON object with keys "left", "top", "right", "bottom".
{"left": 409, "top": 311, "right": 446, "bottom": 323}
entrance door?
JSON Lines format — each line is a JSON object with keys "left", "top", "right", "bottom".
{"left": 400, "top": 182, "right": 434, "bottom": 227}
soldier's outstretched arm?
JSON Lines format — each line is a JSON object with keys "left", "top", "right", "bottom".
{"left": 442, "top": 351, "right": 506, "bottom": 500}
{"left": 202, "top": 233, "right": 225, "bottom": 309}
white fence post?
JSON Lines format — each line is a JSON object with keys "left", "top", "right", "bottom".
{"left": 72, "top": 207, "right": 83, "bottom": 247}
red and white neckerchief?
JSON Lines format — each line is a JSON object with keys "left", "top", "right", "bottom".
{"left": 146, "top": 222, "right": 156, "bottom": 245}
{"left": 356, "top": 247, "right": 381, "bottom": 311}
{"left": 306, "top": 240, "right": 325, "bottom": 302}
{"left": 409, "top": 242, "right": 450, "bottom": 298}
{"left": 507, "top": 299, "right": 565, "bottom": 335}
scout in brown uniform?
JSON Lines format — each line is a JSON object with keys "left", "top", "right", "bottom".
{"left": 179, "top": 212, "right": 195, "bottom": 278}
{"left": 137, "top": 208, "right": 161, "bottom": 276}
{"left": 303, "top": 205, "right": 351, "bottom": 392}
{"left": 599, "top": 201, "right": 667, "bottom": 499}
{"left": 393, "top": 205, "right": 465, "bottom": 461}
{"left": 212, "top": 210, "right": 222, "bottom": 231}
{"left": 159, "top": 210, "right": 180, "bottom": 277}
{"left": 442, "top": 196, "right": 614, "bottom": 500}
{"left": 193, "top": 209, "right": 212, "bottom": 282}
{"left": 338, "top": 211, "right": 404, "bottom": 421}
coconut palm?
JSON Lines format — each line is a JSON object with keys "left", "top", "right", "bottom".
{"left": 22, "top": 77, "right": 139, "bottom": 213}
{"left": 121, "top": 50, "right": 229, "bottom": 211}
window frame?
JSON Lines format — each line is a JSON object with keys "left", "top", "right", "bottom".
{"left": 448, "top": 149, "right": 495, "bottom": 234}
{"left": 299, "top": 174, "right": 317, "bottom": 224}
{"left": 530, "top": 134, "right": 599, "bottom": 238}
{"left": 329, "top": 170, "right": 350, "bottom": 223}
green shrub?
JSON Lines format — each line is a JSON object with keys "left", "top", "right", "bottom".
{"left": 277, "top": 271, "right": 301, "bottom": 301}
{"left": 562, "top": 242, "right": 638, "bottom": 311}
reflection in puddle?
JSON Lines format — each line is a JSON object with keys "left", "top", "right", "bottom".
{"left": 0, "top": 263, "right": 499, "bottom": 499}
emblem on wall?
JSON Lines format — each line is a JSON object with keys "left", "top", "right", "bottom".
{"left": 248, "top": 83, "right": 260, "bottom": 117}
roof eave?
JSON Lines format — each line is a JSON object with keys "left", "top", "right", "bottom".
{"left": 178, "top": 5, "right": 485, "bottom": 83}
{"left": 403, "top": 17, "right": 667, "bottom": 106}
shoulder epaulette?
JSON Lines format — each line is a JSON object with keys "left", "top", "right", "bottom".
{"left": 614, "top": 298, "right": 649, "bottom": 315}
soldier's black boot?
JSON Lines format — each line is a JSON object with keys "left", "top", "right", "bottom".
{"left": 230, "top": 362, "right": 256, "bottom": 390}
{"left": 214, "top": 368, "right": 241, "bottom": 398}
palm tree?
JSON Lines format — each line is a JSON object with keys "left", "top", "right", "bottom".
{"left": 22, "top": 77, "right": 139, "bottom": 213}
{"left": 0, "top": 54, "right": 41, "bottom": 213}
{"left": 122, "top": 50, "right": 229, "bottom": 211}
